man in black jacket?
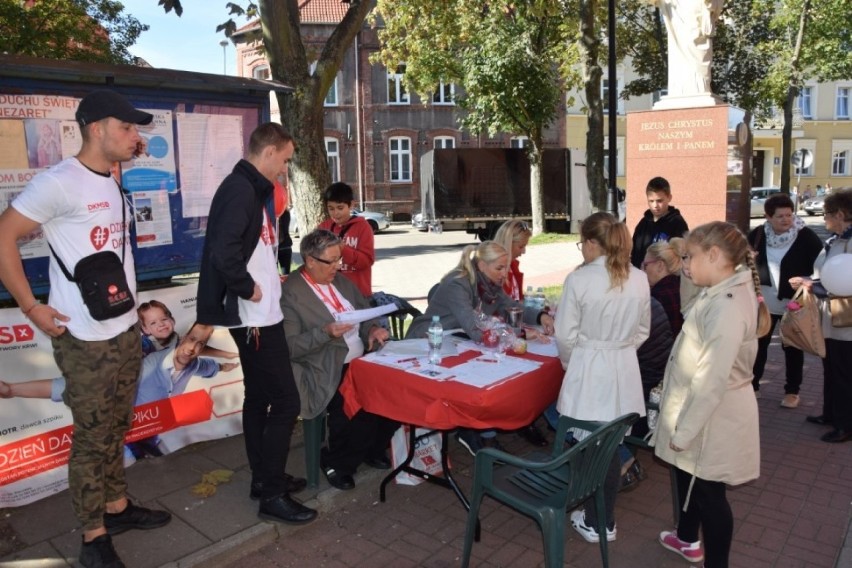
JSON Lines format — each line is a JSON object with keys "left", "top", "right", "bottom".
{"left": 197, "top": 123, "right": 316, "bottom": 526}
{"left": 631, "top": 177, "right": 689, "bottom": 268}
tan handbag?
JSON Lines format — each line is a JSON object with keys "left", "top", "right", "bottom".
{"left": 780, "top": 287, "right": 825, "bottom": 358}
{"left": 830, "top": 296, "right": 852, "bottom": 328}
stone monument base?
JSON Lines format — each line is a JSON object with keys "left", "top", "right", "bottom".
{"left": 653, "top": 93, "right": 724, "bottom": 110}
{"left": 626, "top": 105, "right": 738, "bottom": 231}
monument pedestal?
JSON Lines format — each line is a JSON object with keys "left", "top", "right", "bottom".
{"left": 626, "top": 105, "right": 741, "bottom": 231}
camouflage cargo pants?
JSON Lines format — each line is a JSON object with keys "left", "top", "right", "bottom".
{"left": 52, "top": 325, "right": 141, "bottom": 531}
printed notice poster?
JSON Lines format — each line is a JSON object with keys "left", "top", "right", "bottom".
{"left": 176, "top": 113, "right": 244, "bottom": 218}
{"left": 121, "top": 110, "right": 177, "bottom": 192}
{"left": 132, "top": 190, "right": 174, "bottom": 248}
{"left": 0, "top": 170, "right": 49, "bottom": 259}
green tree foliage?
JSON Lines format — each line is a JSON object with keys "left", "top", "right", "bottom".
{"left": 0, "top": 0, "right": 148, "bottom": 64}
{"left": 759, "top": 0, "right": 852, "bottom": 192}
{"left": 161, "top": 0, "right": 372, "bottom": 232}
{"left": 373, "top": 0, "right": 583, "bottom": 233}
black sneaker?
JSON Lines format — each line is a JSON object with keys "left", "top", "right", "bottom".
{"left": 104, "top": 501, "right": 171, "bottom": 535}
{"left": 250, "top": 474, "right": 308, "bottom": 500}
{"left": 258, "top": 494, "right": 318, "bottom": 525}
{"left": 79, "top": 534, "right": 125, "bottom": 568}
{"left": 456, "top": 429, "right": 484, "bottom": 455}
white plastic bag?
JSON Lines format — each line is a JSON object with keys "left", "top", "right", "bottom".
{"left": 389, "top": 425, "right": 444, "bottom": 485}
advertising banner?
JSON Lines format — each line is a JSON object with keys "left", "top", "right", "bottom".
{"left": 0, "top": 283, "right": 244, "bottom": 508}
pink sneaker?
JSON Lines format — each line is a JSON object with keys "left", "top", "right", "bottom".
{"left": 659, "top": 530, "right": 704, "bottom": 562}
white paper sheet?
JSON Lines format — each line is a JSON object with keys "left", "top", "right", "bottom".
{"left": 334, "top": 303, "right": 398, "bottom": 324}
{"left": 523, "top": 339, "right": 559, "bottom": 358}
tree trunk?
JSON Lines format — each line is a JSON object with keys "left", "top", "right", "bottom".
{"left": 780, "top": 0, "right": 811, "bottom": 194}
{"left": 259, "top": 0, "right": 374, "bottom": 233}
{"left": 736, "top": 111, "right": 753, "bottom": 234}
{"left": 529, "top": 138, "right": 545, "bottom": 235}
{"left": 580, "top": 0, "right": 606, "bottom": 211}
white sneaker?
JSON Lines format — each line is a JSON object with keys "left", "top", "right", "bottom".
{"left": 570, "top": 510, "right": 616, "bottom": 543}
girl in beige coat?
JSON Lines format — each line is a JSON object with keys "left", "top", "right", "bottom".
{"left": 653, "top": 221, "right": 770, "bottom": 568}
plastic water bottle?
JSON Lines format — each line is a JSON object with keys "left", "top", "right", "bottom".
{"left": 524, "top": 286, "right": 535, "bottom": 309}
{"left": 428, "top": 315, "right": 443, "bottom": 365}
{"left": 534, "top": 287, "right": 546, "bottom": 311}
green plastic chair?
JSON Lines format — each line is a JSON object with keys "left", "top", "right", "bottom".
{"left": 623, "top": 400, "right": 680, "bottom": 526}
{"left": 461, "top": 413, "right": 639, "bottom": 568}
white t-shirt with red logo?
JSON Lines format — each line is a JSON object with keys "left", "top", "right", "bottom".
{"left": 236, "top": 209, "right": 283, "bottom": 327}
{"left": 12, "top": 157, "right": 137, "bottom": 340}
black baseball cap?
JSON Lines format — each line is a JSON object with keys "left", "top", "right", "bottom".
{"left": 75, "top": 90, "right": 153, "bottom": 126}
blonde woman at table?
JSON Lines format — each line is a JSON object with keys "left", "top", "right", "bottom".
{"left": 494, "top": 219, "right": 549, "bottom": 448}
{"left": 553, "top": 211, "right": 650, "bottom": 544}
{"left": 406, "top": 240, "right": 554, "bottom": 454}
{"left": 281, "top": 229, "right": 397, "bottom": 492}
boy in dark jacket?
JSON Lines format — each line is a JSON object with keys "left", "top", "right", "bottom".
{"left": 631, "top": 177, "right": 689, "bottom": 268}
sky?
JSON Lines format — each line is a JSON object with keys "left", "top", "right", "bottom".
{"left": 126, "top": 1, "right": 244, "bottom": 75}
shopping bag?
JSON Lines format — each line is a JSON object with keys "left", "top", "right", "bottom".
{"left": 779, "top": 287, "right": 825, "bottom": 358}
{"left": 829, "top": 296, "right": 852, "bottom": 328}
{"left": 390, "top": 425, "right": 445, "bottom": 485}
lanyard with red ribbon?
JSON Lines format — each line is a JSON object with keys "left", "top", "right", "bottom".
{"left": 302, "top": 271, "right": 347, "bottom": 313}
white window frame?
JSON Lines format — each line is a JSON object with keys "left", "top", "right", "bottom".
{"left": 433, "top": 82, "right": 455, "bottom": 105}
{"left": 252, "top": 65, "right": 270, "bottom": 80}
{"left": 325, "top": 137, "right": 340, "bottom": 183}
{"left": 603, "top": 136, "right": 626, "bottom": 178}
{"left": 510, "top": 136, "right": 529, "bottom": 149}
{"left": 836, "top": 86, "right": 850, "bottom": 120}
{"left": 798, "top": 86, "right": 813, "bottom": 119}
{"left": 434, "top": 136, "right": 455, "bottom": 149}
{"left": 388, "top": 65, "right": 409, "bottom": 105}
{"left": 389, "top": 137, "right": 412, "bottom": 182}
{"left": 310, "top": 62, "right": 338, "bottom": 107}
{"left": 794, "top": 140, "right": 816, "bottom": 177}
{"left": 602, "top": 77, "right": 625, "bottom": 115}
{"left": 831, "top": 140, "right": 852, "bottom": 176}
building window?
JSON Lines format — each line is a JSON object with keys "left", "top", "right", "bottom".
{"left": 602, "top": 78, "right": 624, "bottom": 114}
{"left": 653, "top": 88, "right": 668, "bottom": 103}
{"left": 603, "top": 136, "right": 626, "bottom": 178}
{"left": 325, "top": 137, "right": 340, "bottom": 183}
{"left": 798, "top": 87, "right": 813, "bottom": 119}
{"left": 434, "top": 136, "right": 455, "bottom": 149}
{"left": 310, "top": 62, "right": 338, "bottom": 106}
{"left": 510, "top": 136, "right": 529, "bottom": 149}
{"left": 433, "top": 82, "right": 455, "bottom": 105}
{"left": 389, "top": 137, "right": 412, "bottom": 182}
{"left": 388, "top": 65, "right": 409, "bottom": 105}
{"left": 253, "top": 65, "right": 270, "bottom": 80}
{"left": 837, "top": 87, "right": 850, "bottom": 119}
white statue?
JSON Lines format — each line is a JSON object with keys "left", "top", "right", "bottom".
{"left": 645, "top": 0, "right": 724, "bottom": 107}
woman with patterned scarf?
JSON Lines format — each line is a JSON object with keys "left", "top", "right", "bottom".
{"left": 747, "top": 193, "right": 822, "bottom": 407}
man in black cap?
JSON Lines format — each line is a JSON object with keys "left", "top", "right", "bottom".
{"left": 0, "top": 90, "right": 170, "bottom": 568}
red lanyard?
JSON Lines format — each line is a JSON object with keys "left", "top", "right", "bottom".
{"left": 302, "top": 271, "right": 347, "bottom": 313}
{"left": 506, "top": 268, "right": 520, "bottom": 301}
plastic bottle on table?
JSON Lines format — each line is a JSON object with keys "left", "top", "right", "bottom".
{"left": 524, "top": 286, "right": 535, "bottom": 309}
{"left": 428, "top": 315, "right": 443, "bottom": 365}
{"left": 534, "top": 287, "right": 546, "bottom": 311}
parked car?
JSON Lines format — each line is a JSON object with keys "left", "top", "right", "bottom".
{"left": 287, "top": 208, "right": 390, "bottom": 236}
{"left": 750, "top": 187, "right": 784, "bottom": 218}
{"left": 411, "top": 212, "right": 427, "bottom": 231}
{"left": 803, "top": 195, "right": 825, "bottom": 216}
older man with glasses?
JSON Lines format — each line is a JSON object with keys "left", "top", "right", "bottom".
{"left": 281, "top": 229, "right": 398, "bottom": 490}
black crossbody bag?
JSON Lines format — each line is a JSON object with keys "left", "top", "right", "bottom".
{"left": 49, "top": 182, "right": 135, "bottom": 321}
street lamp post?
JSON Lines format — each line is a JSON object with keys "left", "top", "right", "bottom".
{"left": 219, "top": 39, "right": 229, "bottom": 75}
{"left": 607, "top": 0, "right": 618, "bottom": 216}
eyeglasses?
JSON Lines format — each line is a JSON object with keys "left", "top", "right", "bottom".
{"left": 310, "top": 255, "right": 343, "bottom": 266}
{"left": 517, "top": 221, "right": 530, "bottom": 232}
{"left": 575, "top": 241, "right": 583, "bottom": 250}
{"left": 641, "top": 259, "right": 662, "bottom": 269}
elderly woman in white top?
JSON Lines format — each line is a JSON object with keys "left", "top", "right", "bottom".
{"left": 554, "top": 212, "right": 650, "bottom": 545}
